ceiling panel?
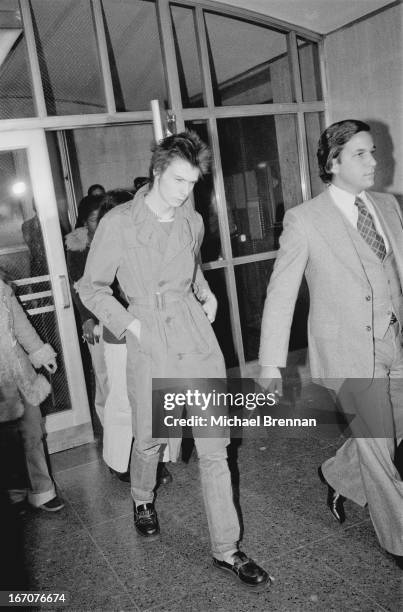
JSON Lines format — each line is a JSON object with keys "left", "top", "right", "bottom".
{"left": 206, "top": 0, "right": 397, "bottom": 34}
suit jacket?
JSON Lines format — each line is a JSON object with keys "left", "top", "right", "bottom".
{"left": 259, "top": 189, "right": 403, "bottom": 382}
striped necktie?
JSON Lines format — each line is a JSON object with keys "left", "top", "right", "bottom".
{"left": 355, "top": 197, "right": 387, "bottom": 261}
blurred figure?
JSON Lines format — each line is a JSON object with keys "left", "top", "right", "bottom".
{"left": 65, "top": 195, "right": 108, "bottom": 425}
{"left": 0, "top": 270, "right": 63, "bottom": 513}
{"left": 87, "top": 184, "right": 105, "bottom": 197}
{"left": 133, "top": 176, "right": 149, "bottom": 194}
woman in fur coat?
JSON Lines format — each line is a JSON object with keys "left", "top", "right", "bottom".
{"left": 0, "top": 272, "right": 63, "bottom": 511}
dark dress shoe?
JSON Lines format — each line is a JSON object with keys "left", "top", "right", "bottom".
{"left": 109, "top": 467, "right": 130, "bottom": 483}
{"left": 213, "top": 551, "right": 271, "bottom": 590}
{"left": 157, "top": 462, "right": 173, "bottom": 485}
{"left": 134, "top": 503, "right": 160, "bottom": 538}
{"left": 318, "top": 466, "right": 346, "bottom": 523}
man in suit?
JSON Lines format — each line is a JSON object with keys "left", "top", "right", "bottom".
{"left": 259, "top": 119, "right": 403, "bottom": 564}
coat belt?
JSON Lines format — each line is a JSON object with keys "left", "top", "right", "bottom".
{"left": 128, "top": 291, "right": 191, "bottom": 310}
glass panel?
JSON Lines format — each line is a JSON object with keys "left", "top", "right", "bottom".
{"left": 0, "top": 148, "right": 72, "bottom": 413}
{"left": 297, "top": 38, "right": 322, "bottom": 102}
{"left": 30, "top": 0, "right": 106, "bottom": 115}
{"left": 204, "top": 268, "right": 238, "bottom": 369}
{"left": 66, "top": 123, "right": 154, "bottom": 200}
{"left": 204, "top": 11, "right": 293, "bottom": 106}
{"left": 102, "top": 0, "right": 168, "bottom": 111}
{"left": 217, "top": 114, "right": 302, "bottom": 257}
{"left": 0, "top": 0, "right": 35, "bottom": 118}
{"left": 305, "top": 112, "right": 325, "bottom": 197}
{"left": 171, "top": 4, "right": 204, "bottom": 108}
{"left": 185, "top": 120, "right": 222, "bottom": 263}
{"left": 234, "top": 259, "right": 274, "bottom": 362}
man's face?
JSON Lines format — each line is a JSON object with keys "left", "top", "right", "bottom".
{"left": 330, "top": 131, "right": 376, "bottom": 194}
{"left": 155, "top": 158, "right": 200, "bottom": 208}
{"left": 85, "top": 210, "right": 99, "bottom": 236}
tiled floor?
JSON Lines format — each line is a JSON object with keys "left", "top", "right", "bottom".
{"left": 11, "top": 386, "right": 403, "bottom": 611}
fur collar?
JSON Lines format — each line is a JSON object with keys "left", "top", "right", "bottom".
{"left": 65, "top": 227, "right": 90, "bottom": 251}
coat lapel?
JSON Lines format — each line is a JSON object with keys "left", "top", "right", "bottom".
{"left": 160, "top": 202, "right": 195, "bottom": 270}
{"left": 312, "top": 190, "right": 370, "bottom": 283}
{"left": 368, "top": 192, "right": 403, "bottom": 284}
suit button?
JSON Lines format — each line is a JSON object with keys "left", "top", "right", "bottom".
{"left": 366, "top": 325, "right": 372, "bottom": 332}
{"left": 365, "top": 295, "right": 371, "bottom": 301}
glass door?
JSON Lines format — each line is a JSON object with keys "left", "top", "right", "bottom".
{"left": 0, "top": 129, "right": 92, "bottom": 452}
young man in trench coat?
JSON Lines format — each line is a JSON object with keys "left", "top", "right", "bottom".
{"left": 259, "top": 119, "right": 403, "bottom": 566}
{"left": 79, "top": 131, "right": 270, "bottom": 589}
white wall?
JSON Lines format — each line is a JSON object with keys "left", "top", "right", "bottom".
{"left": 324, "top": 3, "right": 403, "bottom": 203}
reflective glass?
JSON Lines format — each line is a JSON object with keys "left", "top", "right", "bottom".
{"left": 297, "top": 37, "right": 322, "bottom": 102}
{"left": 66, "top": 123, "right": 154, "bottom": 200}
{"left": 171, "top": 4, "right": 204, "bottom": 108}
{"left": 0, "top": 148, "right": 71, "bottom": 414}
{"left": 234, "top": 259, "right": 274, "bottom": 362}
{"left": 204, "top": 11, "right": 293, "bottom": 106}
{"left": 102, "top": 0, "right": 168, "bottom": 111}
{"left": 30, "top": 0, "right": 106, "bottom": 115}
{"left": 204, "top": 268, "right": 238, "bottom": 369}
{"left": 0, "top": 0, "right": 35, "bottom": 118}
{"left": 305, "top": 112, "right": 325, "bottom": 197}
{"left": 217, "top": 115, "right": 302, "bottom": 257}
{"left": 185, "top": 120, "right": 222, "bottom": 263}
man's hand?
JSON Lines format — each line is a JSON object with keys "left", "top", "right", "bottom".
{"left": 258, "top": 365, "right": 283, "bottom": 397}
{"left": 202, "top": 292, "right": 217, "bottom": 323}
{"left": 82, "top": 318, "right": 99, "bottom": 345}
{"left": 43, "top": 357, "right": 57, "bottom": 374}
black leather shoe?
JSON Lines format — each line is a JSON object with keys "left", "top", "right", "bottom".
{"left": 318, "top": 466, "right": 346, "bottom": 524}
{"left": 213, "top": 551, "right": 271, "bottom": 590}
{"left": 134, "top": 503, "right": 160, "bottom": 538}
{"left": 157, "top": 462, "right": 173, "bottom": 485}
{"left": 109, "top": 467, "right": 130, "bottom": 483}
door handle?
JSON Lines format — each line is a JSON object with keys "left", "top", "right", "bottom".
{"left": 59, "top": 275, "right": 71, "bottom": 309}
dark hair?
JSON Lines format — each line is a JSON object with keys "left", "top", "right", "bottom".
{"left": 87, "top": 184, "right": 105, "bottom": 196}
{"left": 317, "top": 119, "right": 371, "bottom": 183}
{"left": 75, "top": 194, "right": 105, "bottom": 228}
{"left": 149, "top": 130, "right": 211, "bottom": 185}
{"left": 133, "top": 176, "right": 150, "bottom": 193}
{"left": 97, "top": 189, "right": 133, "bottom": 224}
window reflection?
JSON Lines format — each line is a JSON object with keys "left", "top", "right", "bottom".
{"left": 204, "top": 11, "right": 293, "bottom": 106}
{"left": 217, "top": 115, "right": 302, "bottom": 257}
{"left": 185, "top": 120, "right": 222, "bottom": 263}
{"left": 204, "top": 268, "right": 238, "bottom": 369}
{"left": 234, "top": 259, "right": 274, "bottom": 362}
{"left": 171, "top": 4, "right": 204, "bottom": 108}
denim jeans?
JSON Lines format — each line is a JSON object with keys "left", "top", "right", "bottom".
{"left": 130, "top": 436, "right": 240, "bottom": 556}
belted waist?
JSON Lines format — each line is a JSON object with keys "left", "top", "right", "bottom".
{"left": 128, "top": 291, "right": 191, "bottom": 310}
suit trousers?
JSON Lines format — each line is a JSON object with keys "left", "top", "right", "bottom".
{"left": 322, "top": 322, "right": 403, "bottom": 555}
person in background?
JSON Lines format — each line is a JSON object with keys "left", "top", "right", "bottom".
{"left": 133, "top": 176, "right": 149, "bottom": 194}
{"left": 0, "top": 269, "right": 64, "bottom": 513}
{"left": 79, "top": 132, "right": 270, "bottom": 590}
{"left": 87, "top": 184, "right": 105, "bottom": 197}
{"left": 65, "top": 195, "right": 108, "bottom": 425}
{"left": 96, "top": 189, "right": 172, "bottom": 485}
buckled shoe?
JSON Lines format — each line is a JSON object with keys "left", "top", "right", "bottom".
{"left": 213, "top": 551, "right": 271, "bottom": 590}
{"left": 134, "top": 503, "right": 160, "bottom": 538}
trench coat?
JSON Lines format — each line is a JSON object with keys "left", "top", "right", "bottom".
{"left": 79, "top": 187, "right": 227, "bottom": 459}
